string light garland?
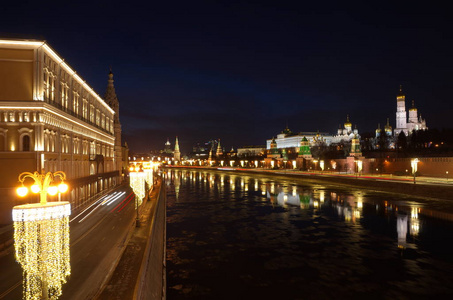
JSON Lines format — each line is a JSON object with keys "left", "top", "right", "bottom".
{"left": 13, "top": 170, "right": 71, "bottom": 300}
{"left": 129, "top": 171, "right": 146, "bottom": 207}
{"left": 142, "top": 161, "right": 154, "bottom": 187}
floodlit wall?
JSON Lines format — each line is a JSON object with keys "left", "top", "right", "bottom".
{"left": 0, "top": 49, "right": 34, "bottom": 100}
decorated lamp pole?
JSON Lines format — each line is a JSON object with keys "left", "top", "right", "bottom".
{"left": 129, "top": 164, "right": 146, "bottom": 227}
{"left": 13, "top": 169, "right": 70, "bottom": 300}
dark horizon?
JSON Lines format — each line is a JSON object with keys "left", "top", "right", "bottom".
{"left": 2, "top": 1, "right": 453, "bottom": 153}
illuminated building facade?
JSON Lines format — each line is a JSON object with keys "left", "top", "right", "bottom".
{"left": 0, "top": 39, "right": 121, "bottom": 224}
{"left": 236, "top": 145, "right": 266, "bottom": 158}
{"left": 265, "top": 126, "right": 333, "bottom": 150}
{"left": 394, "top": 86, "right": 427, "bottom": 136}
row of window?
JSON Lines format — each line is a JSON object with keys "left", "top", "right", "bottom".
{"left": 0, "top": 111, "right": 38, "bottom": 123}
{"left": 43, "top": 54, "right": 114, "bottom": 134}
{"left": 0, "top": 130, "right": 114, "bottom": 157}
{"left": 44, "top": 160, "right": 114, "bottom": 179}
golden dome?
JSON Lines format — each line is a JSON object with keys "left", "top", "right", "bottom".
{"left": 344, "top": 115, "right": 352, "bottom": 127}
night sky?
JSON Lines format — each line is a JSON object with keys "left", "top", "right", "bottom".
{"left": 2, "top": 1, "right": 453, "bottom": 154}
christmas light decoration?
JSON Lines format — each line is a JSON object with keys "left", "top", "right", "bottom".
{"left": 13, "top": 170, "right": 71, "bottom": 300}
{"left": 142, "top": 161, "right": 154, "bottom": 187}
{"left": 129, "top": 171, "right": 146, "bottom": 207}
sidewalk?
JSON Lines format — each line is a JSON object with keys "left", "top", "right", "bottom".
{"left": 97, "top": 179, "right": 162, "bottom": 300}
{"left": 173, "top": 165, "right": 453, "bottom": 186}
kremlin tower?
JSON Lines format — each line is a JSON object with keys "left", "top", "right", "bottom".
{"left": 216, "top": 139, "right": 223, "bottom": 157}
{"left": 174, "top": 137, "right": 181, "bottom": 161}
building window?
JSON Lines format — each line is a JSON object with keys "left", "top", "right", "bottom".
{"left": 22, "top": 135, "right": 30, "bottom": 151}
{"left": 0, "top": 131, "right": 6, "bottom": 151}
{"left": 73, "top": 92, "right": 79, "bottom": 115}
{"left": 90, "top": 105, "right": 95, "bottom": 123}
{"left": 82, "top": 99, "right": 88, "bottom": 119}
{"left": 96, "top": 109, "right": 100, "bottom": 126}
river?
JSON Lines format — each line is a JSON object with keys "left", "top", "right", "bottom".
{"left": 165, "top": 168, "right": 453, "bottom": 299}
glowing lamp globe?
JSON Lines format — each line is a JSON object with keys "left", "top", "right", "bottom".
{"left": 31, "top": 184, "right": 40, "bottom": 193}
{"left": 58, "top": 183, "right": 68, "bottom": 193}
{"left": 16, "top": 186, "right": 28, "bottom": 197}
{"left": 48, "top": 186, "right": 58, "bottom": 196}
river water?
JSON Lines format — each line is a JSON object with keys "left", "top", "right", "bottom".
{"left": 165, "top": 169, "right": 453, "bottom": 299}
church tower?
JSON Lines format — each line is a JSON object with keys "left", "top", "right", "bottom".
{"left": 395, "top": 85, "right": 407, "bottom": 135}
{"left": 174, "top": 136, "right": 181, "bottom": 161}
{"left": 104, "top": 69, "right": 123, "bottom": 181}
{"left": 408, "top": 100, "right": 418, "bottom": 124}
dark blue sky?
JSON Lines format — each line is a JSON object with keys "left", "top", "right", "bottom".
{"left": 2, "top": 1, "right": 453, "bottom": 153}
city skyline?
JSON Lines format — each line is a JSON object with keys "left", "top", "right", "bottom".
{"left": 2, "top": 1, "right": 452, "bottom": 152}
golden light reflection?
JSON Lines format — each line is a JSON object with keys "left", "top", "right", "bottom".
{"left": 320, "top": 191, "right": 325, "bottom": 203}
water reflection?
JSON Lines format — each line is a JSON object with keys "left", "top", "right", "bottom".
{"left": 166, "top": 169, "right": 453, "bottom": 298}
{"left": 165, "top": 169, "right": 438, "bottom": 251}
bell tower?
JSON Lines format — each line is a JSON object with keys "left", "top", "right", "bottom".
{"left": 395, "top": 85, "right": 407, "bottom": 135}
{"left": 104, "top": 69, "right": 123, "bottom": 180}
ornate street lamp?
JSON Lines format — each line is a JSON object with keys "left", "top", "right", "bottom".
{"left": 13, "top": 170, "right": 70, "bottom": 300}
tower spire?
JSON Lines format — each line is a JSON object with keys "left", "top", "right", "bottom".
{"left": 104, "top": 68, "right": 120, "bottom": 122}
{"left": 174, "top": 136, "right": 181, "bottom": 161}
{"left": 398, "top": 85, "right": 404, "bottom": 96}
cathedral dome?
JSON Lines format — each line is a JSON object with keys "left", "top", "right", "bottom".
{"left": 344, "top": 115, "right": 352, "bottom": 128}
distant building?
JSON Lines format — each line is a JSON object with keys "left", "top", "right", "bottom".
{"left": 266, "top": 126, "right": 333, "bottom": 150}
{"left": 237, "top": 145, "right": 266, "bottom": 158}
{"left": 162, "top": 138, "right": 172, "bottom": 154}
{"left": 190, "top": 139, "right": 218, "bottom": 159}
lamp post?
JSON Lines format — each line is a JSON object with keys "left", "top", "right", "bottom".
{"left": 411, "top": 158, "right": 419, "bottom": 184}
{"left": 14, "top": 170, "right": 70, "bottom": 300}
{"left": 446, "top": 171, "right": 449, "bottom": 182}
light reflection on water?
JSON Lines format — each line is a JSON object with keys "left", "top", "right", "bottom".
{"left": 166, "top": 169, "right": 453, "bottom": 299}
